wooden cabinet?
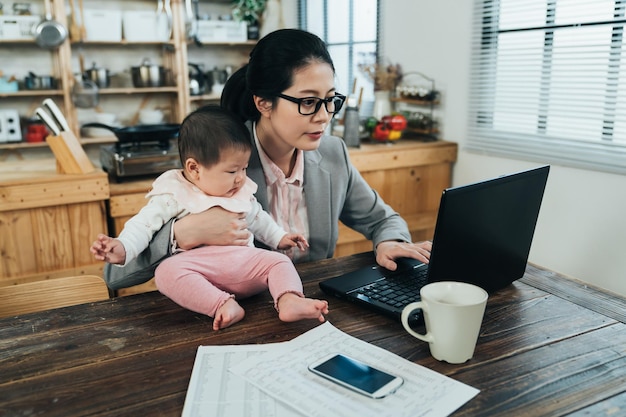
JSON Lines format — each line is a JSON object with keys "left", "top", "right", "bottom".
{"left": 0, "top": 160, "right": 109, "bottom": 286}
{"left": 108, "top": 139, "right": 457, "bottom": 295}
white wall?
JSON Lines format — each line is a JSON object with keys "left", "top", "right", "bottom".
{"left": 383, "top": 0, "right": 626, "bottom": 296}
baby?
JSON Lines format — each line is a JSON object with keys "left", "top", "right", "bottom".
{"left": 91, "top": 105, "right": 328, "bottom": 330}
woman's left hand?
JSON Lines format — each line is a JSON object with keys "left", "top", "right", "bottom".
{"left": 375, "top": 240, "right": 432, "bottom": 271}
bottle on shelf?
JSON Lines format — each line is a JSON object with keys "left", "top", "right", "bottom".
{"left": 343, "top": 95, "right": 361, "bottom": 148}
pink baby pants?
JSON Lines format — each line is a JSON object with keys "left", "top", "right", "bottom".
{"left": 154, "top": 246, "right": 304, "bottom": 317}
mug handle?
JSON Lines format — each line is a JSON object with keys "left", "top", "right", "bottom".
{"left": 401, "top": 302, "right": 433, "bottom": 342}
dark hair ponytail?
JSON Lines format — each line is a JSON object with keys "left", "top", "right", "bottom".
{"left": 221, "top": 29, "right": 335, "bottom": 123}
{"left": 220, "top": 65, "right": 257, "bottom": 123}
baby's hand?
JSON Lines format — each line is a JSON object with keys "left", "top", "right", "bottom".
{"left": 90, "top": 234, "right": 127, "bottom": 265}
{"left": 278, "top": 233, "right": 310, "bottom": 251}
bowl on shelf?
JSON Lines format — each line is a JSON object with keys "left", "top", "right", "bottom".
{"left": 138, "top": 109, "right": 164, "bottom": 125}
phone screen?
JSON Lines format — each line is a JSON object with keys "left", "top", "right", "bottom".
{"left": 309, "top": 354, "right": 401, "bottom": 397}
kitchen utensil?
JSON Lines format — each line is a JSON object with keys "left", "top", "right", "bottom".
{"left": 155, "top": 0, "right": 171, "bottom": 38}
{"left": 24, "top": 72, "right": 58, "bottom": 90}
{"left": 81, "top": 122, "right": 179, "bottom": 143}
{"left": 131, "top": 59, "right": 166, "bottom": 88}
{"left": 42, "top": 98, "right": 71, "bottom": 132}
{"left": 84, "top": 62, "right": 110, "bottom": 88}
{"left": 34, "top": 0, "right": 68, "bottom": 49}
{"left": 184, "top": 0, "right": 197, "bottom": 40}
{"left": 163, "top": 0, "right": 172, "bottom": 40}
{"left": 72, "top": 74, "right": 99, "bottom": 108}
{"left": 100, "top": 141, "right": 181, "bottom": 180}
{"left": 156, "top": 0, "right": 166, "bottom": 40}
{"left": 35, "top": 107, "right": 60, "bottom": 136}
{"left": 78, "top": 0, "right": 86, "bottom": 40}
{"left": 68, "top": 0, "right": 81, "bottom": 41}
{"left": 36, "top": 98, "right": 95, "bottom": 174}
{"left": 210, "top": 66, "right": 228, "bottom": 85}
{"left": 188, "top": 62, "right": 206, "bottom": 95}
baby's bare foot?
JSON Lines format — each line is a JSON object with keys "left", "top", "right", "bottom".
{"left": 213, "top": 298, "right": 245, "bottom": 330}
{"left": 277, "top": 293, "right": 329, "bottom": 323}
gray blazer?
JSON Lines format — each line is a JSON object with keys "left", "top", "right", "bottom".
{"left": 103, "top": 130, "right": 410, "bottom": 290}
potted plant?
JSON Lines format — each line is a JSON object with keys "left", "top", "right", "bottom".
{"left": 359, "top": 60, "right": 403, "bottom": 120}
{"left": 231, "top": 0, "right": 267, "bottom": 40}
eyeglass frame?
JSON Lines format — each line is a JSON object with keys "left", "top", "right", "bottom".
{"left": 276, "top": 93, "right": 347, "bottom": 116}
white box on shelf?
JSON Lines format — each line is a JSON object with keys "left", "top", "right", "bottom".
{"left": 123, "top": 11, "right": 170, "bottom": 42}
{"left": 0, "top": 110, "right": 22, "bottom": 143}
{"left": 196, "top": 20, "right": 247, "bottom": 43}
{"left": 0, "top": 15, "right": 40, "bottom": 40}
{"left": 83, "top": 10, "right": 122, "bottom": 42}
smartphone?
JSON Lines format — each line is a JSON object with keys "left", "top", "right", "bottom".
{"left": 308, "top": 353, "right": 404, "bottom": 399}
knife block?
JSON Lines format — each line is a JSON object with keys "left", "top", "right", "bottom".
{"left": 46, "top": 131, "right": 95, "bottom": 174}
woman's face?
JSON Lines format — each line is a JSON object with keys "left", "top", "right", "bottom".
{"left": 257, "top": 61, "right": 338, "bottom": 152}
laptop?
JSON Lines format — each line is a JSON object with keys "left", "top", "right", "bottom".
{"left": 319, "top": 165, "right": 550, "bottom": 324}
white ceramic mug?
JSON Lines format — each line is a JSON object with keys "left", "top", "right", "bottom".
{"left": 401, "top": 281, "right": 488, "bottom": 364}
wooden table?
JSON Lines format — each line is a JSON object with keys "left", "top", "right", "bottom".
{"left": 1, "top": 252, "right": 625, "bottom": 416}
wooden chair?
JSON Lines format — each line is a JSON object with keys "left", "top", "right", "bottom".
{"left": 0, "top": 275, "right": 110, "bottom": 318}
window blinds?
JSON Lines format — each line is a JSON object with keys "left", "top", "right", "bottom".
{"left": 467, "top": 0, "right": 626, "bottom": 175}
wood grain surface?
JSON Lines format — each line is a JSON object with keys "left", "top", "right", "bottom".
{"left": 1, "top": 252, "right": 624, "bottom": 416}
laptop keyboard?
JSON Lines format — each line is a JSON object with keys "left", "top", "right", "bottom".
{"left": 353, "top": 267, "right": 428, "bottom": 309}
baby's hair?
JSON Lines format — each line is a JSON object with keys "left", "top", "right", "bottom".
{"left": 178, "top": 105, "right": 252, "bottom": 168}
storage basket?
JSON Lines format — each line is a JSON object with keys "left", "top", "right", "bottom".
{"left": 83, "top": 10, "right": 122, "bottom": 42}
{"left": 0, "top": 15, "right": 40, "bottom": 40}
{"left": 196, "top": 20, "right": 247, "bottom": 43}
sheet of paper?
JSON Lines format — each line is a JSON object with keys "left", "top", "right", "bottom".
{"left": 230, "top": 321, "right": 479, "bottom": 417}
{"left": 182, "top": 344, "right": 305, "bottom": 417}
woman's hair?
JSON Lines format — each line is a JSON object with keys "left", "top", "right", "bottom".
{"left": 221, "top": 29, "right": 335, "bottom": 122}
{"left": 178, "top": 105, "right": 252, "bottom": 168}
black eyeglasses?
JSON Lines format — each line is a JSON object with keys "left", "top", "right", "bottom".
{"left": 277, "top": 93, "right": 346, "bottom": 116}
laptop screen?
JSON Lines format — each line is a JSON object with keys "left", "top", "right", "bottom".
{"left": 426, "top": 165, "right": 550, "bottom": 292}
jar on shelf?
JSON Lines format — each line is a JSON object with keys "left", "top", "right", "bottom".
{"left": 372, "top": 90, "right": 392, "bottom": 121}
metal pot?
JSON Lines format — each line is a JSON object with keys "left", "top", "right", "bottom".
{"left": 131, "top": 59, "right": 166, "bottom": 88}
{"left": 84, "top": 63, "right": 110, "bottom": 88}
{"left": 24, "top": 72, "right": 58, "bottom": 90}
{"left": 81, "top": 122, "right": 180, "bottom": 143}
{"left": 188, "top": 62, "right": 207, "bottom": 95}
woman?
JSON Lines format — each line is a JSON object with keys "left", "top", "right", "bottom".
{"left": 103, "top": 29, "right": 431, "bottom": 290}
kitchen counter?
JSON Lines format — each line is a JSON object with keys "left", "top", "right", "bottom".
{"left": 0, "top": 159, "right": 110, "bottom": 286}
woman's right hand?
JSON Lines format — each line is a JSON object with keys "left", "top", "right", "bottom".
{"left": 173, "top": 207, "right": 251, "bottom": 250}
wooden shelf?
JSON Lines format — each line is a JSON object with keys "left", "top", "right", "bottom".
{"left": 189, "top": 93, "right": 221, "bottom": 101}
{"left": 0, "top": 136, "right": 117, "bottom": 150}
{"left": 187, "top": 40, "right": 256, "bottom": 47}
{"left": 0, "top": 90, "right": 64, "bottom": 98}
{"left": 71, "top": 40, "right": 176, "bottom": 47}
{"left": 390, "top": 97, "right": 440, "bottom": 106}
{"left": 0, "top": 40, "right": 39, "bottom": 45}
{"left": 97, "top": 87, "right": 179, "bottom": 95}
{"left": 0, "top": 141, "right": 47, "bottom": 150}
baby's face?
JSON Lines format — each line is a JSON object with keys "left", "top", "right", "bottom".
{"left": 193, "top": 148, "right": 251, "bottom": 197}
